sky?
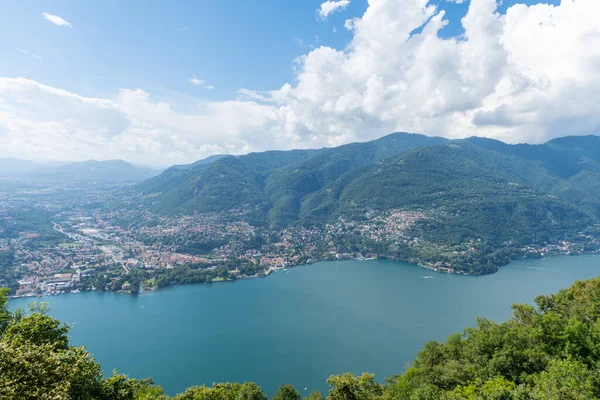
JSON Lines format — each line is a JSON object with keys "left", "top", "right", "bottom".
{"left": 1, "top": 0, "right": 596, "bottom": 166}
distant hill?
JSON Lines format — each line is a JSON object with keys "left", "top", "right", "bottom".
{"left": 0, "top": 159, "right": 160, "bottom": 183}
{"left": 0, "top": 158, "right": 41, "bottom": 177}
{"left": 34, "top": 159, "right": 160, "bottom": 183}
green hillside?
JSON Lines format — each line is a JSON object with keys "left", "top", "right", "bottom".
{"left": 138, "top": 134, "right": 600, "bottom": 231}
{"left": 4, "top": 276, "right": 600, "bottom": 399}
{"left": 132, "top": 133, "right": 600, "bottom": 274}
{"left": 300, "top": 141, "right": 594, "bottom": 244}
{"left": 136, "top": 133, "right": 448, "bottom": 225}
{"left": 263, "top": 133, "right": 448, "bottom": 226}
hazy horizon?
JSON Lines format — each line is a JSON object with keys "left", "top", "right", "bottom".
{"left": 2, "top": 131, "right": 599, "bottom": 168}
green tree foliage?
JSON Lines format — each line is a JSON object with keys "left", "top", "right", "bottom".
{"left": 0, "top": 290, "right": 163, "bottom": 400}
{"left": 304, "top": 391, "right": 323, "bottom": 400}
{"left": 390, "top": 276, "right": 600, "bottom": 399}
{"left": 273, "top": 385, "right": 301, "bottom": 400}
{"left": 326, "top": 373, "right": 383, "bottom": 400}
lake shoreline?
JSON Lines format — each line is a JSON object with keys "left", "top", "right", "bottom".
{"left": 8, "top": 249, "right": 600, "bottom": 301}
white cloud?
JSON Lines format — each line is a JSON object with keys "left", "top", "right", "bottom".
{"left": 318, "top": 0, "right": 351, "bottom": 20}
{"left": 3, "top": 0, "right": 600, "bottom": 165}
{"left": 189, "top": 78, "right": 213, "bottom": 89}
{"left": 0, "top": 78, "right": 280, "bottom": 165}
{"left": 43, "top": 12, "right": 72, "bottom": 27}
{"left": 17, "top": 49, "right": 42, "bottom": 60}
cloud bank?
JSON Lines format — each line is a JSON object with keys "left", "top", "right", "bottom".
{"left": 2, "top": 0, "right": 600, "bottom": 165}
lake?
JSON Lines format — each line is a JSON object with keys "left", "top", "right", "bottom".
{"left": 9, "top": 255, "right": 600, "bottom": 396}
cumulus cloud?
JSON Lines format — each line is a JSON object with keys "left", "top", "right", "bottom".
{"left": 3, "top": 0, "right": 600, "bottom": 165}
{"left": 43, "top": 12, "right": 72, "bottom": 27}
{"left": 318, "top": 0, "right": 351, "bottom": 20}
{"left": 0, "top": 78, "right": 282, "bottom": 165}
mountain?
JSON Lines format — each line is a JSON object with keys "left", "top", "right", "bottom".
{"left": 300, "top": 140, "right": 593, "bottom": 244}
{"left": 464, "top": 136, "right": 600, "bottom": 216}
{"left": 33, "top": 159, "right": 160, "bottom": 183}
{"left": 172, "top": 154, "right": 229, "bottom": 170}
{"left": 137, "top": 149, "right": 319, "bottom": 222}
{"left": 0, "top": 158, "right": 41, "bottom": 177}
{"left": 263, "top": 132, "right": 448, "bottom": 226}
{"left": 136, "top": 132, "right": 448, "bottom": 224}
{"left": 0, "top": 158, "right": 160, "bottom": 182}
{"left": 136, "top": 154, "right": 228, "bottom": 195}
{"left": 135, "top": 133, "right": 600, "bottom": 269}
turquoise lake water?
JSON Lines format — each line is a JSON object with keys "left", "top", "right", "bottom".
{"left": 9, "top": 255, "right": 600, "bottom": 396}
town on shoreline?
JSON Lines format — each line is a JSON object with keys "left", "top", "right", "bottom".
{"left": 7, "top": 208, "right": 600, "bottom": 299}
{"left": 3, "top": 182, "right": 600, "bottom": 299}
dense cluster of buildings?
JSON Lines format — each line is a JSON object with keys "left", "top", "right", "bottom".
{"left": 6, "top": 206, "right": 437, "bottom": 297}
{"left": 4, "top": 182, "right": 600, "bottom": 298}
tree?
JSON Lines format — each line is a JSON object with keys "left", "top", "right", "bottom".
{"left": 532, "top": 359, "right": 596, "bottom": 400}
{"left": 326, "top": 373, "right": 383, "bottom": 400}
{"left": 101, "top": 372, "right": 167, "bottom": 400}
{"left": 237, "top": 382, "right": 267, "bottom": 400}
{"left": 304, "top": 391, "right": 323, "bottom": 400}
{"left": 273, "top": 385, "right": 301, "bottom": 400}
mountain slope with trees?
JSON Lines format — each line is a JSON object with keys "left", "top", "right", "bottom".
{"left": 300, "top": 141, "right": 595, "bottom": 245}
{"left": 132, "top": 133, "right": 600, "bottom": 274}
{"left": 138, "top": 134, "right": 600, "bottom": 230}
{"left": 136, "top": 133, "right": 448, "bottom": 224}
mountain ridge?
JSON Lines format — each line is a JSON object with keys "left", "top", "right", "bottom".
{"left": 0, "top": 158, "right": 160, "bottom": 182}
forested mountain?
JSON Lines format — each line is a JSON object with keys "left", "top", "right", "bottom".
{"left": 136, "top": 132, "right": 448, "bottom": 224}
{"left": 4, "top": 277, "right": 600, "bottom": 399}
{"left": 300, "top": 140, "right": 595, "bottom": 244}
{"left": 136, "top": 154, "right": 229, "bottom": 195}
{"left": 137, "top": 133, "right": 600, "bottom": 231}
{"left": 262, "top": 133, "right": 448, "bottom": 226}
{"left": 137, "top": 149, "right": 319, "bottom": 220}
{"left": 132, "top": 133, "right": 600, "bottom": 274}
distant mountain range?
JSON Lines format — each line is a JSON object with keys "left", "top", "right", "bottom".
{"left": 0, "top": 158, "right": 160, "bottom": 183}
{"left": 134, "top": 132, "right": 600, "bottom": 251}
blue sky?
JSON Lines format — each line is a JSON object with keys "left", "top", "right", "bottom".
{"left": 0, "top": 0, "right": 591, "bottom": 166}
{"left": 1, "top": 0, "right": 559, "bottom": 101}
